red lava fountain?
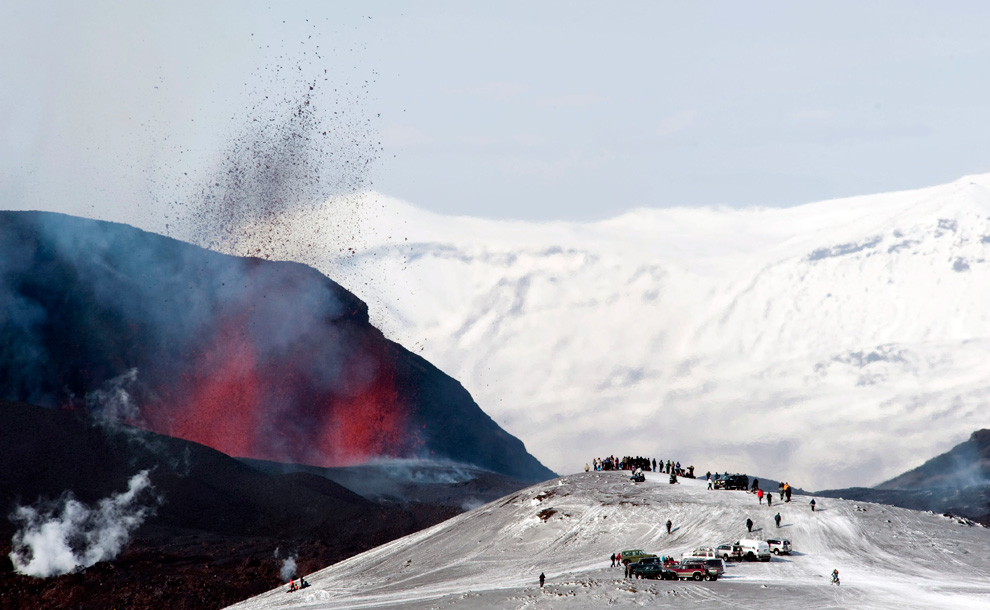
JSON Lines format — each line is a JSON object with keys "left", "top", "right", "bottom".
{"left": 147, "top": 315, "right": 408, "bottom": 467}
{"left": 169, "top": 318, "right": 264, "bottom": 459}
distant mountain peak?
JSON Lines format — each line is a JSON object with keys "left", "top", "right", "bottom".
{"left": 878, "top": 429, "right": 990, "bottom": 490}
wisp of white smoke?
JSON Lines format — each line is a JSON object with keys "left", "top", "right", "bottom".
{"left": 8, "top": 470, "right": 156, "bottom": 577}
{"left": 273, "top": 547, "right": 299, "bottom": 582}
{"left": 281, "top": 554, "right": 298, "bottom": 582}
{"left": 86, "top": 367, "right": 142, "bottom": 424}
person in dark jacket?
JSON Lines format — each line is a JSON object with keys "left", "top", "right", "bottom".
{"left": 746, "top": 517, "right": 753, "bottom": 532}
{"left": 540, "top": 572, "right": 545, "bottom": 587}
{"left": 810, "top": 498, "right": 816, "bottom": 512}
{"left": 610, "top": 553, "right": 616, "bottom": 567}
{"left": 666, "top": 519, "right": 673, "bottom": 534}
{"left": 774, "top": 512, "right": 781, "bottom": 528}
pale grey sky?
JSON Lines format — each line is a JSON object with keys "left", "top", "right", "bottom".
{"left": 3, "top": 1, "right": 990, "bottom": 224}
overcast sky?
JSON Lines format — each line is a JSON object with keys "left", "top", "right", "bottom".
{"left": 3, "top": 1, "right": 990, "bottom": 224}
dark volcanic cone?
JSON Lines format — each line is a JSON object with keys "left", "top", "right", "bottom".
{"left": 0, "top": 210, "right": 554, "bottom": 482}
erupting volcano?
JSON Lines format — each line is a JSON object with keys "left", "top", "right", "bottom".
{"left": 0, "top": 211, "right": 554, "bottom": 481}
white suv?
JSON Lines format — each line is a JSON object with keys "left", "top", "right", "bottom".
{"left": 736, "top": 539, "right": 771, "bottom": 562}
{"left": 766, "top": 538, "right": 791, "bottom": 555}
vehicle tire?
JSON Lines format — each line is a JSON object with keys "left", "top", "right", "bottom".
{"left": 693, "top": 573, "right": 703, "bottom": 581}
{"left": 746, "top": 553, "right": 755, "bottom": 562}
{"left": 773, "top": 549, "right": 780, "bottom": 555}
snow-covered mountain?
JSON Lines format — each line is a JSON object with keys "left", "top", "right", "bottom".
{"left": 228, "top": 471, "right": 990, "bottom": 609}
{"left": 228, "top": 173, "right": 990, "bottom": 491}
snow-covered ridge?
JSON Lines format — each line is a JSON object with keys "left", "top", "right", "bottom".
{"left": 234, "top": 173, "right": 990, "bottom": 489}
{"left": 227, "top": 472, "right": 990, "bottom": 609}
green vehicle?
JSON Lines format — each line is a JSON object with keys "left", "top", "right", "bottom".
{"left": 619, "top": 549, "right": 657, "bottom": 565}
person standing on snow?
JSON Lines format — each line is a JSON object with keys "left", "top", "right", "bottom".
{"left": 774, "top": 512, "right": 781, "bottom": 528}
{"left": 810, "top": 498, "right": 816, "bottom": 512}
{"left": 666, "top": 519, "right": 673, "bottom": 534}
{"left": 610, "top": 553, "right": 616, "bottom": 567}
{"left": 757, "top": 488, "right": 764, "bottom": 504}
{"left": 767, "top": 492, "right": 772, "bottom": 507}
{"left": 540, "top": 572, "right": 545, "bottom": 588}
{"left": 746, "top": 517, "right": 753, "bottom": 533}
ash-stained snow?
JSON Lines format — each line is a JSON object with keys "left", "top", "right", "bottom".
{"left": 227, "top": 472, "right": 990, "bottom": 609}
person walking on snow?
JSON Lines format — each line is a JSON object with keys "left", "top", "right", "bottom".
{"left": 774, "top": 512, "right": 781, "bottom": 528}
{"left": 767, "top": 492, "right": 772, "bottom": 507}
{"left": 540, "top": 572, "right": 545, "bottom": 588}
{"left": 757, "top": 489, "right": 764, "bottom": 504}
{"left": 610, "top": 553, "right": 616, "bottom": 567}
{"left": 746, "top": 517, "right": 753, "bottom": 533}
{"left": 666, "top": 519, "right": 673, "bottom": 534}
{"left": 810, "top": 498, "right": 816, "bottom": 512}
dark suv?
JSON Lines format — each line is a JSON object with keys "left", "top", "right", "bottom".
{"left": 631, "top": 561, "right": 677, "bottom": 580}
{"left": 713, "top": 474, "right": 748, "bottom": 490}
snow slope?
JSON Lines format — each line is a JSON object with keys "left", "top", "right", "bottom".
{"left": 230, "top": 173, "right": 990, "bottom": 490}
{"left": 227, "top": 471, "right": 990, "bottom": 609}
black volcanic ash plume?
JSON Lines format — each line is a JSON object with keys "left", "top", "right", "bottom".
{"left": 164, "top": 31, "right": 383, "bottom": 266}
{"left": 0, "top": 211, "right": 555, "bottom": 481}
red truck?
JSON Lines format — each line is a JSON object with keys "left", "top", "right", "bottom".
{"left": 667, "top": 561, "right": 720, "bottom": 581}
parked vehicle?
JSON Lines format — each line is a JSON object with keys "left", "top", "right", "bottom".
{"left": 681, "top": 546, "right": 718, "bottom": 561}
{"left": 631, "top": 562, "right": 677, "bottom": 580}
{"left": 713, "top": 474, "right": 749, "bottom": 490}
{"left": 618, "top": 549, "right": 657, "bottom": 565}
{"left": 668, "top": 562, "right": 719, "bottom": 581}
{"left": 715, "top": 543, "right": 742, "bottom": 562}
{"left": 682, "top": 558, "right": 726, "bottom": 577}
{"left": 736, "top": 539, "right": 771, "bottom": 562}
{"left": 766, "top": 538, "right": 792, "bottom": 555}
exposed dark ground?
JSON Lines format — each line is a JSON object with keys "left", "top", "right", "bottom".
{"left": 0, "top": 400, "right": 515, "bottom": 610}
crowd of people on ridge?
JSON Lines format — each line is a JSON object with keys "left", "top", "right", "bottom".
{"left": 587, "top": 456, "right": 694, "bottom": 478}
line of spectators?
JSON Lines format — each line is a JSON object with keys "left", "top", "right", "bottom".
{"left": 589, "top": 456, "right": 695, "bottom": 478}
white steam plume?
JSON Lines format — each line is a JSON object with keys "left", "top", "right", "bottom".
{"left": 277, "top": 552, "right": 298, "bottom": 582}
{"left": 8, "top": 470, "right": 157, "bottom": 577}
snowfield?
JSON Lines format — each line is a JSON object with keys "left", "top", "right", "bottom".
{"left": 227, "top": 472, "right": 990, "bottom": 609}
{"left": 215, "top": 173, "right": 990, "bottom": 490}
